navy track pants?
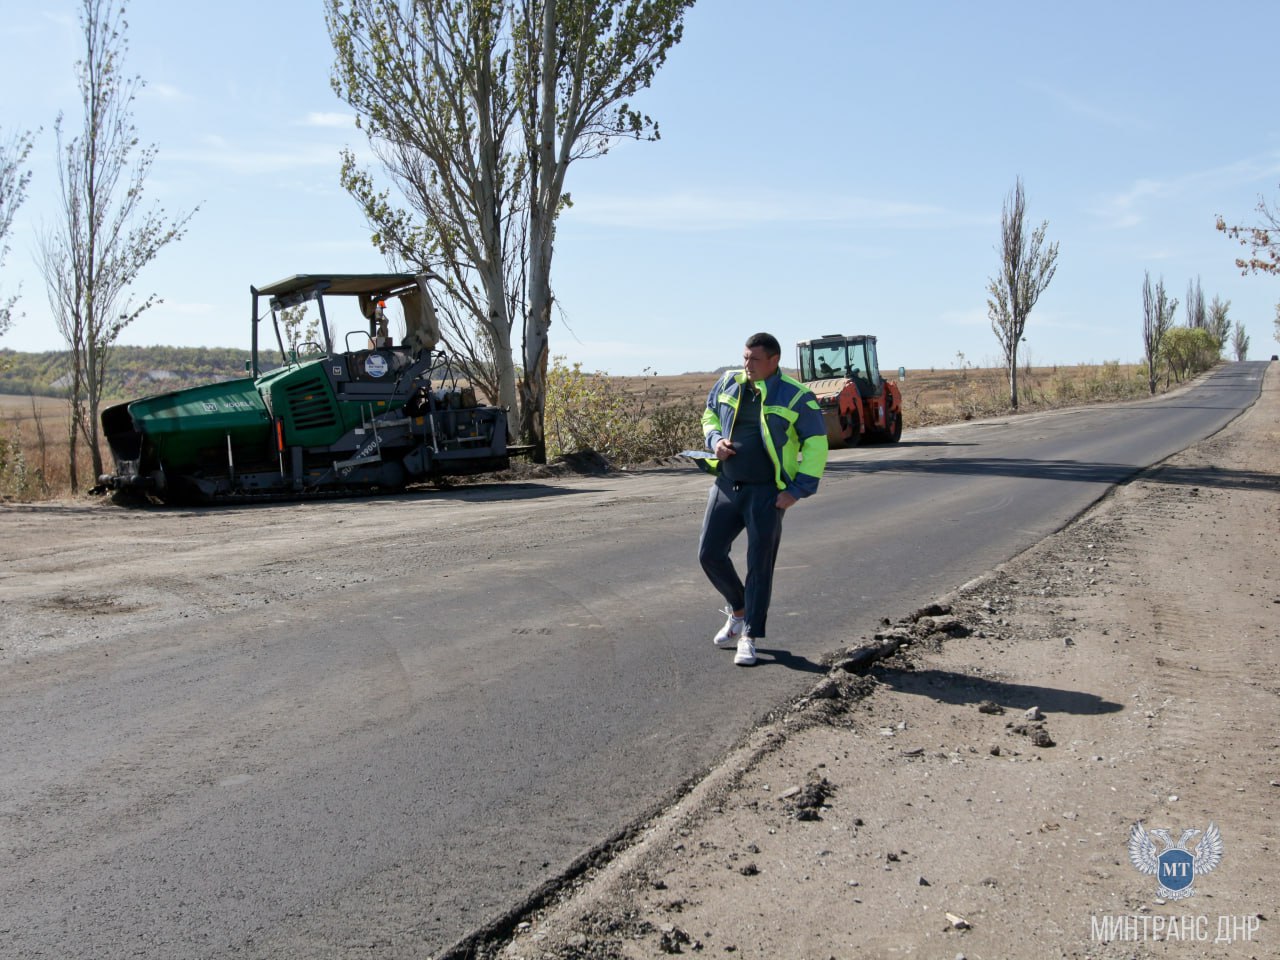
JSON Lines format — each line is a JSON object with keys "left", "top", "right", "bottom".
{"left": 697, "top": 477, "right": 784, "bottom": 640}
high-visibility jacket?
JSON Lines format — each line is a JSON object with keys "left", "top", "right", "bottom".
{"left": 700, "top": 369, "right": 829, "bottom": 498}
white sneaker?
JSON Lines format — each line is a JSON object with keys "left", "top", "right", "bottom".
{"left": 734, "top": 635, "right": 757, "bottom": 666}
{"left": 714, "top": 607, "right": 745, "bottom": 648}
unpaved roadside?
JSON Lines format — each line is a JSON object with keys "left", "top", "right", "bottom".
{"left": 490, "top": 364, "right": 1280, "bottom": 960}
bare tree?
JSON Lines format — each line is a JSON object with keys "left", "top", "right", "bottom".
{"left": 987, "top": 177, "right": 1058, "bottom": 409}
{"left": 1231, "top": 320, "right": 1249, "bottom": 361}
{"left": 1206, "top": 294, "right": 1230, "bottom": 354}
{"left": 38, "top": 0, "right": 195, "bottom": 491}
{"left": 328, "top": 0, "right": 693, "bottom": 461}
{"left": 1141, "top": 272, "right": 1177, "bottom": 395}
{"left": 0, "top": 128, "right": 36, "bottom": 341}
{"left": 1184, "top": 276, "right": 1206, "bottom": 330}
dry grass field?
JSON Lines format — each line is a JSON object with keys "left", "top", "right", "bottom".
{"left": 616, "top": 360, "right": 1154, "bottom": 426}
{"left": 0, "top": 362, "right": 1158, "bottom": 502}
{"left": 0, "top": 393, "right": 109, "bottom": 499}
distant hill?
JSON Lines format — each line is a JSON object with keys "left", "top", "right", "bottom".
{"left": 0, "top": 346, "right": 284, "bottom": 401}
{"left": 1, "top": 348, "right": 800, "bottom": 401}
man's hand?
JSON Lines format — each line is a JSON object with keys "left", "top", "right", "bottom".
{"left": 714, "top": 438, "right": 736, "bottom": 459}
{"left": 776, "top": 491, "right": 797, "bottom": 510}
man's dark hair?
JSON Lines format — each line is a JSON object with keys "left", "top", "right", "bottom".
{"left": 745, "top": 332, "right": 781, "bottom": 357}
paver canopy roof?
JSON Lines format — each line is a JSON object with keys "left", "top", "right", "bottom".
{"left": 256, "top": 274, "right": 422, "bottom": 298}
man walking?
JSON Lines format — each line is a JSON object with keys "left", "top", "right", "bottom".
{"left": 696, "top": 332, "right": 829, "bottom": 665}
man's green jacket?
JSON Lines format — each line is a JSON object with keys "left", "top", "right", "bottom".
{"left": 700, "top": 369, "right": 829, "bottom": 499}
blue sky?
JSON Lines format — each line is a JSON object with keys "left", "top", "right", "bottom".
{"left": 3, "top": 0, "right": 1279, "bottom": 375}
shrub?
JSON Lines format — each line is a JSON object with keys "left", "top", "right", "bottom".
{"left": 544, "top": 357, "right": 704, "bottom": 464}
{"left": 1160, "top": 328, "right": 1219, "bottom": 383}
{"left": 0, "top": 433, "right": 47, "bottom": 500}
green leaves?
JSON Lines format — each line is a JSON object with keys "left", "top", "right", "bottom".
{"left": 544, "top": 357, "right": 702, "bottom": 463}
{"left": 1159, "top": 327, "right": 1218, "bottom": 384}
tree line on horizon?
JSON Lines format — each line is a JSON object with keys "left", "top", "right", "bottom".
{"left": 0, "top": 345, "right": 263, "bottom": 401}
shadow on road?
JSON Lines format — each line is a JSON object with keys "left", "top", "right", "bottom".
{"left": 751, "top": 647, "right": 829, "bottom": 674}
{"left": 436, "top": 482, "right": 609, "bottom": 503}
{"left": 73, "top": 480, "right": 610, "bottom": 514}
{"left": 875, "top": 666, "right": 1124, "bottom": 716}
{"left": 878, "top": 439, "right": 979, "bottom": 448}
{"left": 822, "top": 456, "right": 1276, "bottom": 492}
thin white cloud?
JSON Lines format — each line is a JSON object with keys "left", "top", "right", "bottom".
{"left": 1093, "top": 152, "right": 1280, "bottom": 229}
{"left": 300, "top": 237, "right": 380, "bottom": 255}
{"left": 1094, "top": 178, "right": 1165, "bottom": 230}
{"left": 160, "top": 300, "right": 217, "bottom": 318}
{"left": 939, "top": 306, "right": 988, "bottom": 328}
{"left": 570, "top": 190, "right": 944, "bottom": 231}
{"left": 1030, "top": 81, "right": 1138, "bottom": 131}
{"left": 1024, "top": 310, "right": 1092, "bottom": 332}
{"left": 177, "top": 137, "right": 342, "bottom": 175}
{"left": 0, "top": 10, "right": 71, "bottom": 49}
{"left": 299, "top": 112, "right": 355, "bottom": 129}
{"left": 143, "top": 82, "right": 187, "bottom": 102}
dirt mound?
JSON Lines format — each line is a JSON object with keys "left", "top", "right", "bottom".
{"left": 506, "top": 448, "right": 615, "bottom": 479}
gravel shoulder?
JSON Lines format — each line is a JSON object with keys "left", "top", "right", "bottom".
{"left": 491, "top": 363, "right": 1280, "bottom": 960}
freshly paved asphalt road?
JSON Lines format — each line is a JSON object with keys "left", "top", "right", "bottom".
{"left": 0, "top": 362, "right": 1266, "bottom": 959}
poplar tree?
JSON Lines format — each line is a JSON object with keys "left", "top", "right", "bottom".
{"left": 38, "top": 0, "right": 195, "bottom": 489}
{"left": 1141, "top": 272, "right": 1177, "bottom": 395}
{"left": 1230, "top": 320, "right": 1249, "bottom": 361}
{"left": 328, "top": 0, "right": 694, "bottom": 460}
{"left": 987, "top": 178, "right": 1058, "bottom": 409}
{"left": 1206, "top": 295, "right": 1231, "bottom": 353}
{"left": 0, "top": 128, "right": 35, "bottom": 342}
